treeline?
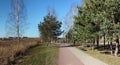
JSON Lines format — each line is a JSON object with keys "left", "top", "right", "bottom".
{"left": 68, "top": 0, "right": 120, "bottom": 56}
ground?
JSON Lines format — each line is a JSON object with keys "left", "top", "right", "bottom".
{"left": 17, "top": 43, "right": 109, "bottom": 65}
{"left": 58, "top": 47, "right": 84, "bottom": 65}
{"left": 58, "top": 44, "right": 108, "bottom": 65}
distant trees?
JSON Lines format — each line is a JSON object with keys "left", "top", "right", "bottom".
{"left": 6, "top": 0, "right": 27, "bottom": 43}
{"left": 66, "top": 29, "right": 73, "bottom": 43}
{"left": 66, "top": 28, "right": 77, "bottom": 45}
{"left": 38, "top": 11, "right": 63, "bottom": 43}
{"left": 74, "top": 0, "right": 120, "bottom": 56}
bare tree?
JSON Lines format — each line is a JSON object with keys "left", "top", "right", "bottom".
{"left": 47, "top": 7, "right": 57, "bottom": 17}
{"left": 6, "top": 0, "right": 27, "bottom": 43}
{"left": 64, "top": 3, "right": 78, "bottom": 34}
{"left": 63, "top": 3, "right": 78, "bottom": 43}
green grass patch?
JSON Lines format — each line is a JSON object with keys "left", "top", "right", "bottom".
{"left": 18, "top": 44, "right": 59, "bottom": 65}
{"left": 83, "top": 48, "right": 120, "bottom": 65}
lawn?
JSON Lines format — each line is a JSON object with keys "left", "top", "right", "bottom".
{"left": 18, "top": 44, "right": 59, "bottom": 65}
{"left": 82, "top": 47, "right": 120, "bottom": 65}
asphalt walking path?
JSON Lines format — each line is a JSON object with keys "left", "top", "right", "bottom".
{"left": 58, "top": 44, "right": 108, "bottom": 65}
{"left": 58, "top": 47, "right": 84, "bottom": 65}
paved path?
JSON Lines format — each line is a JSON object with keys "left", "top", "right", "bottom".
{"left": 58, "top": 44, "right": 108, "bottom": 65}
{"left": 58, "top": 47, "right": 84, "bottom": 65}
{"left": 68, "top": 47, "right": 108, "bottom": 65}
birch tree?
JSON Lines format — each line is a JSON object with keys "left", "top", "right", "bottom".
{"left": 6, "top": 0, "right": 27, "bottom": 43}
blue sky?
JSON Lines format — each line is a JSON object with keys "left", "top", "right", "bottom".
{"left": 0, "top": 0, "right": 83, "bottom": 38}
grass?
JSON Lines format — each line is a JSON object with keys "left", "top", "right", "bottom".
{"left": 82, "top": 47, "right": 120, "bottom": 65}
{"left": 18, "top": 44, "right": 59, "bottom": 65}
{"left": 0, "top": 38, "right": 41, "bottom": 65}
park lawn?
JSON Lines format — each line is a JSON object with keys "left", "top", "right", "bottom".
{"left": 83, "top": 48, "right": 120, "bottom": 65}
{"left": 18, "top": 44, "right": 59, "bottom": 65}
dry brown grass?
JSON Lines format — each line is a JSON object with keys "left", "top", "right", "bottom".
{"left": 0, "top": 38, "right": 41, "bottom": 65}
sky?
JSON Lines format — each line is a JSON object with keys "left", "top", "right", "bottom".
{"left": 0, "top": 0, "right": 83, "bottom": 38}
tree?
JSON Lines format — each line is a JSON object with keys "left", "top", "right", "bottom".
{"left": 75, "top": 0, "right": 120, "bottom": 56}
{"left": 105, "top": 0, "right": 120, "bottom": 56}
{"left": 6, "top": 0, "right": 27, "bottom": 43}
{"left": 74, "top": 2, "right": 101, "bottom": 50}
{"left": 93, "top": 0, "right": 120, "bottom": 56}
{"left": 66, "top": 29, "right": 74, "bottom": 43}
{"left": 64, "top": 3, "right": 78, "bottom": 43}
{"left": 38, "top": 11, "right": 63, "bottom": 43}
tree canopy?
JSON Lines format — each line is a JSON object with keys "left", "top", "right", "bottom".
{"left": 38, "top": 12, "right": 63, "bottom": 42}
{"left": 74, "top": 0, "right": 120, "bottom": 56}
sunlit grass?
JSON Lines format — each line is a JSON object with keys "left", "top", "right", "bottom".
{"left": 18, "top": 44, "right": 59, "bottom": 65}
{"left": 83, "top": 47, "right": 120, "bottom": 65}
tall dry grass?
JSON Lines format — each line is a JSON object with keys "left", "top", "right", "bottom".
{"left": 0, "top": 38, "right": 41, "bottom": 65}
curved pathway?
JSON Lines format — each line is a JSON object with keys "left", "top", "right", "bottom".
{"left": 58, "top": 44, "right": 108, "bottom": 65}
{"left": 58, "top": 46, "right": 84, "bottom": 65}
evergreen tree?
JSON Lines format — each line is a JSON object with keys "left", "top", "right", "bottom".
{"left": 74, "top": 0, "right": 120, "bottom": 56}
{"left": 38, "top": 12, "right": 63, "bottom": 43}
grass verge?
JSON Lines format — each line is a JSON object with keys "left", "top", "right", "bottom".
{"left": 18, "top": 44, "right": 59, "bottom": 65}
{"left": 82, "top": 47, "right": 120, "bottom": 65}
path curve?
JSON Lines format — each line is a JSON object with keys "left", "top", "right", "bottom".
{"left": 58, "top": 46, "right": 84, "bottom": 65}
{"left": 57, "top": 43, "right": 108, "bottom": 65}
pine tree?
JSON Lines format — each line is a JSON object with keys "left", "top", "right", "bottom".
{"left": 74, "top": 0, "right": 120, "bottom": 56}
{"left": 38, "top": 12, "right": 63, "bottom": 43}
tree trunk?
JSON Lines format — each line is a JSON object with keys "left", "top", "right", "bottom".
{"left": 92, "top": 39, "right": 95, "bottom": 51}
{"left": 73, "top": 40, "right": 75, "bottom": 46}
{"left": 114, "top": 36, "right": 119, "bottom": 56}
{"left": 16, "top": 15, "right": 20, "bottom": 43}
{"left": 96, "top": 36, "right": 99, "bottom": 49}
{"left": 114, "top": 43, "right": 119, "bottom": 56}
{"left": 103, "top": 34, "right": 105, "bottom": 49}
{"left": 107, "top": 40, "right": 109, "bottom": 50}
{"left": 110, "top": 38, "right": 114, "bottom": 56}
